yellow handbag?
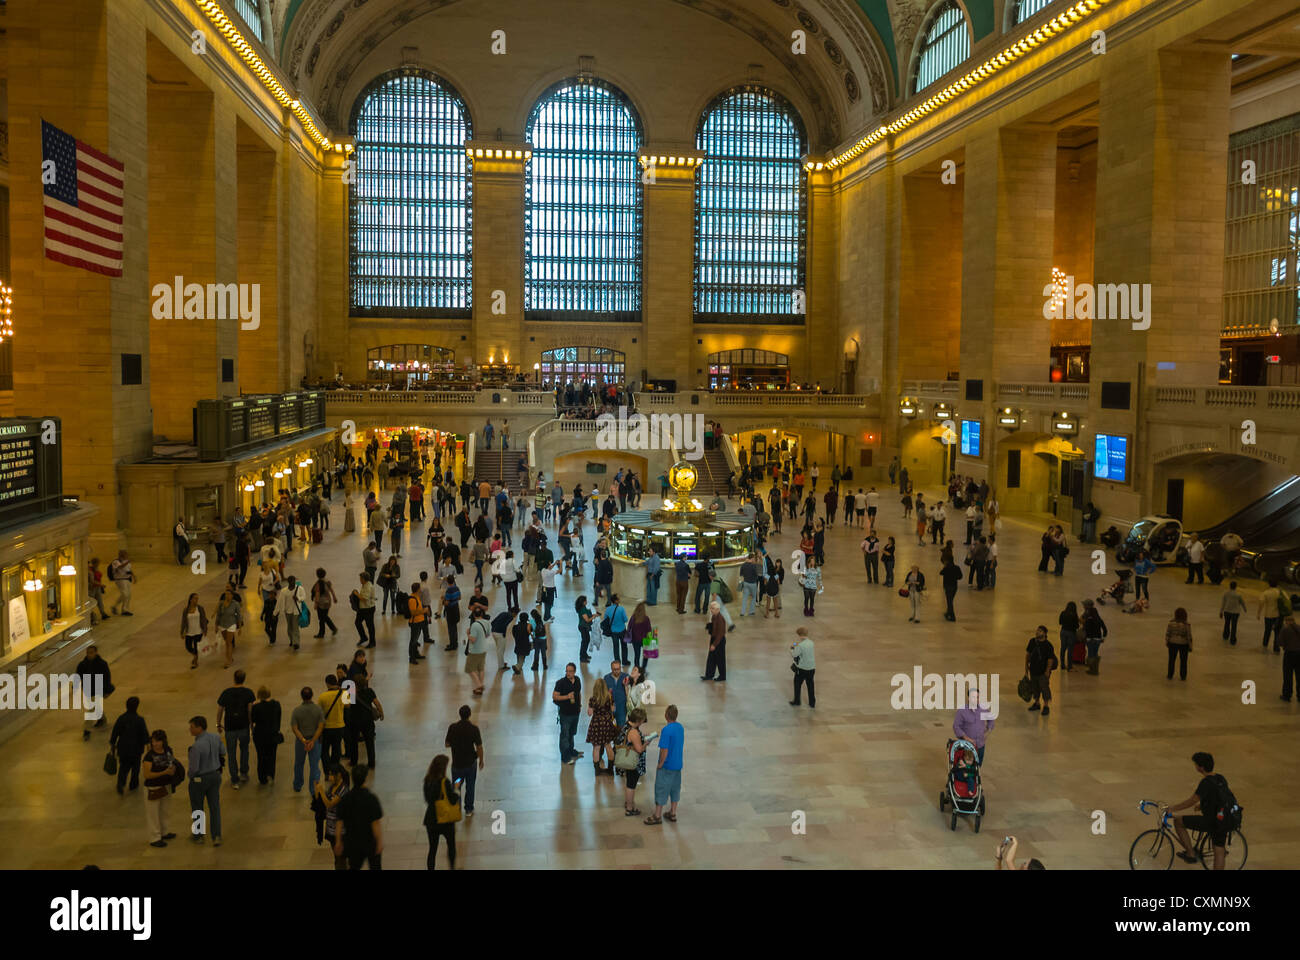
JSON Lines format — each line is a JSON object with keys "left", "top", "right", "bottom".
{"left": 434, "top": 778, "right": 462, "bottom": 823}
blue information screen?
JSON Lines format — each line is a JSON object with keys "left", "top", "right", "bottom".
{"left": 960, "top": 419, "right": 981, "bottom": 457}
{"left": 1094, "top": 433, "right": 1129, "bottom": 483}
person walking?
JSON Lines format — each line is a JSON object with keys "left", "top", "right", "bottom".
{"left": 800, "top": 556, "right": 822, "bottom": 616}
{"left": 764, "top": 557, "right": 785, "bottom": 617}
{"left": 142, "top": 730, "right": 180, "bottom": 848}
{"left": 789, "top": 627, "right": 816, "bottom": 708}
{"left": 574, "top": 596, "right": 595, "bottom": 664}
{"left": 1258, "top": 578, "right": 1289, "bottom": 651}
{"left": 1280, "top": 614, "right": 1300, "bottom": 701}
{"left": 1131, "top": 549, "right": 1154, "bottom": 607}
{"left": 179, "top": 593, "right": 208, "bottom": 670}
{"left": 1024, "top": 626, "right": 1057, "bottom": 717}
{"left": 216, "top": 670, "right": 255, "bottom": 789}
{"left": 318, "top": 676, "right": 348, "bottom": 765}
{"left": 739, "top": 554, "right": 761, "bottom": 616}
{"left": 1082, "top": 598, "right": 1107, "bottom": 674}
{"left": 644, "top": 704, "right": 684, "bottom": 826}
{"left": 1058, "top": 601, "right": 1081, "bottom": 672}
{"left": 511, "top": 611, "right": 533, "bottom": 675}
{"left": 1165, "top": 607, "right": 1193, "bottom": 681}
{"left": 406, "top": 582, "right": 429, "bottom": 665}
{"left": 552, "top": 663, "right": 584, "bottom": 765}
{"left": 952, "top": 689, "right": 994, "bottom": 764}
{"left": 250, "top": 686, "right": 281, "bottom": 785}
{"left": 186, "top": 716, "right": 226, "bottom": 846}
{"left": 314, "top": 764, "right": 350, "bottom": 868}
{"left": 904, "top": 565, "right": 925, "bottom": 622}
{"left": 940, "top": 556, "right": 961, "bottom": 622}
{"left": 346, "top": 674, "right": 384, "bottom": 769}
{"left": 445, "top": 705, "right": 484, "bottom": 816}
{"left": 215, "top": 585, "right": 242, "bottom": 669}
{"left": 352, "top": 572, "right": 377, "bottom": 648}
{"left": 627, "top": 602, "right": 652, "bottom": 671}
{"left": 464, "top": 608, "right": 491, "bottom": 694}
{"left": 291, "top": 686, "right": 325, "bottom": 795}
{"left": 311, "top": 569, "right": 338, "bottom": 638}
{"left": 109, "top": 696, "right": 149, "bottom": 795}
{"left": 702, "top": 601, "right": 727, "bottom": 682}
{"left": 1220, "top": 580, "right": 1247, "bottom": 645}
{"left": 88, "top": 557, "right": 110, "bottom": 623}
{"left": 586, "top": 677, "right": 619, "bottom": 776}
{"left": 275, "top": 575, "right": 309, "bottom": 651}
{"left": 1184, "top": 533, "right": 1206, "bottom": 584}
{"left": 423, "top": 754, "right": 460, "bottom": 870}
{"left": 334, "top": 763, "right": 383, "bottom": 870}
{"left": 530, "top": 605, "right": 550, "bottom": 671}
{"left": 881, "top": 536, "right": 896, "bottom": 588}
{"left": 441, "top": 575, "right": 462, "bottom": 651}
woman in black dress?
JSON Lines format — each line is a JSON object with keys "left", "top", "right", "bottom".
{"left": 511, "top": 612, "right": 532, "bottom": 675}
{"left": 423, "top": 753, "right": 460, "bottom": 870}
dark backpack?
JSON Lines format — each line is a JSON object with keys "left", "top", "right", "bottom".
{"left": 1210, "top": 774, "right": 1242, "bottom": 829}
{"left": 599, "top": 613, "right": 613, "bottom": 636}
{"left": 396, "top": 590, "right": 411, "bottom": 618}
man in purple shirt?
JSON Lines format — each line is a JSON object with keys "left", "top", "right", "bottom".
{"left": 952, "top": 689, "right": 995, "bottom": 764}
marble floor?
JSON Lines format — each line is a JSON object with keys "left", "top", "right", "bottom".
{"left": 1, "top": 484, "right": 1294, "bottom": 870}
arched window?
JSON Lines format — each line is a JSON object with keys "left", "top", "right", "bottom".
{"left": 694, "top": 87, "right": 807, "bottom": 324}
{"left": 525, "top": 78, "right": 643, "bottom": 322}
{"left": 1008, "top": 0, "right": 1057, "bottom": 26}
{"left": 912, "top": 1, "right": 970, "bottom": 93}
{"left": 349, "top": 69, "right": 472, "bottom": 317}
{"left": 233, "top": 0, "right": 264, "bottom": 42}
{"left": 539, "top": 346, "right": 626, "bottom": 387}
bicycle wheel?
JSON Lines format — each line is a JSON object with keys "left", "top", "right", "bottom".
{"left": 1199, "top": 830, "right": 1248, "bottom": 870}
{"left": 1129, "top": 828, "right": 1175, "bottom": 870}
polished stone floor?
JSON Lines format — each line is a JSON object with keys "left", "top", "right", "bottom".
{"left": 1, "top": 480, "right": 1293, "bottom": 870}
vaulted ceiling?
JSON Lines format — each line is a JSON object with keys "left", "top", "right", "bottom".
{"left": 265, "top": 0, "right": 1005, "bottom": 148}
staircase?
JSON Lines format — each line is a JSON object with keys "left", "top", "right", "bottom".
{"left": 474, "top": 450, "right": 513, "bottom": 488}
{"left": 695, "top": 448, "right": 732, "bottom": 497}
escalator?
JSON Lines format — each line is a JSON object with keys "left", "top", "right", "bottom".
{"left": 1199, "top": 477, "right": 1300, "bottom": 583}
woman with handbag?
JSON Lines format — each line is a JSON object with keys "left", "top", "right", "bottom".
{"left": 423, "top": 753, "right": 461, "bottom": 870}
{"left": 764, "top": 558, "right": 785, "bottom": 618}
{"left": 142, "top": 730, "right": 180, "bottom": 848}
{"left": 586, "top": 676, "right": 619, "bottom": 776}
{"left": 215, "top": 585, "right": 242, "bottom": 669}
{"left": 904, "top": 565, "right": 926, "bottom": 622}
{"left": 180, "top": 593, "right": 209, "bottom": 670}
{"left": 377, "top": 556, "right": 401, "bottom": 614}
{"left": 617, "top": 708, "right": 649, "bottom": 817}
{"left": 627, "top": 602, "right": 652, "bottom": 671}
{"left": 314, "top": 763, "right": 350, "bottom": 869}
{"left": 799, "top": 557, "right": 823, "bottom": 617}
{"left": 250, "top": 686, "right": 282, "bottom": 785}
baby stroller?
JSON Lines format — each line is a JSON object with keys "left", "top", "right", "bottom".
{"left": 938, "top": 738, "right": 985, "bottom": 832}
{"left": 1096, "top": 568, "right": 1132, "bottom": 605}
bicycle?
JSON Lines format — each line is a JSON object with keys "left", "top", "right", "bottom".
{"left": 1128, "top": 799, "right": 1247, "bottom": 870}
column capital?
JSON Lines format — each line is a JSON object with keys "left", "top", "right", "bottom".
{"left": 466, "top": 140, "right": 532, "bottom": 175}
{"left": 639, "top": 146, "right": 704, "bottom": 186}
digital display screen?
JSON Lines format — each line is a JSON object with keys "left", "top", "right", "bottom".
{"left": 673, "top": 541, "right": 697, "bottom": 560}
{"left": 960, "top": 419, "right": 981, "bottom": 458}
{"left": 1094, "top": 433, "right": 1129, "bottom": 483}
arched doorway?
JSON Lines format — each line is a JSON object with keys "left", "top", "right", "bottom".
{"left": 538, "top": 346, "right": 626, "bottom": 387}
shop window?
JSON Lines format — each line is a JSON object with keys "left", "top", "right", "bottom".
{"left": 541, "top": 346, "right": 626, "bottom": 388}
{"left": 707, "top": 349, "right": 790, "bottom": 390}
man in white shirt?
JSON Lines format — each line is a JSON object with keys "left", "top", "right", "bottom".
{"left": 500, "top": 549, "right": 521, "bottom": 611}
{"left": 865, "top": 487, "right": 880, "bottom": 530}
{"left": 965, "top": 504, "right": 977, "bottom": 545}
{"left": 274, "top": 575, "right": 310, "bottom": 650}
{"left": 1184, "top": 533, "right": 1206, "bottom": 585}
{"left": 540, "top": 559, "right": 560, "bottom": 621}
{"left": 108, "top": 551, "right": 135, "bottom": 616}
{"left": 810, "top": 464, "right": 820, "bottom": 491}
{"left": 932, "top": 502, "right": 947, "bottom": 544}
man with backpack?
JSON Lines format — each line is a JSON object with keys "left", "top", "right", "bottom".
{"left": 1259, "top": 579, "right": 1291, "bottom": 651}
{"left": 1164, "top": 752, "right": 1237, "bottom": 870}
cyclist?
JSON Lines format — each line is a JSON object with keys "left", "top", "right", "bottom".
{"left": 1162, "top": 751, "right": 1233, "bottom": 869}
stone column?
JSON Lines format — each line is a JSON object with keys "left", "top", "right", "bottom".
{"left": 468, "top": 142, "right": 529, "bottom": 370}
{"left": 9, "top": 0, "right": 151, "bottom": 542}
{"left": 640, "top": 150, "right": 701, "bottom": 389}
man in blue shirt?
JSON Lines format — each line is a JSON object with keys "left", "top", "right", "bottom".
{"left": 674, "top": 557, "right": 691, "bottom": 614}
{"left": 187, "top": 715, "right": 227, "bottom": 846}
{"left": 608, "top": 596, "right": 630, "bottom": 666}
{"left": 644, "top": 548, "right": 662, "bottom": 606}
{"left": 604, "top": 660, "right": 629, "bottom": 728}
{"left": 645, "top": 704, "right": 683, "bottom": 825}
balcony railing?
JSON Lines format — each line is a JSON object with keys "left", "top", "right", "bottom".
{"left": 636, "top": 392, "right": 875, "bottom": 410}
{"left": 325, "top": 390, "right": 555, "bottom": 407}
{"left": 1152, "top": 385, "right": 1300, "bottom": 410}
{"left": 996, "top": 382, "right": 1091, "bottom": 403}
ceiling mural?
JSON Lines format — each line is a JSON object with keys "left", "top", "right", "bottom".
{"left": 273, "top": 0, "right": 908, "bottom": 148}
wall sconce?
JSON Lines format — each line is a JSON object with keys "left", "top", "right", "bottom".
{"left": 21, "top": 564, "right": 42, "bottom": 592}
{"left": 254, "top": 479, "right": 265, "bottom": 487}
{"left": 899, "top": 397, "right": 918, "bottom": 417}
{"left": 1052, "top": 412, "right": 1079, "bottom": 436}
{"left": 997, "top": 407, "right": 1021, "bottom": 428}
{"left": 243, "top": 484, "right": 255, "bottom": 493}
{"left": 932, "top": 402, "right": 952, "bottom": 420}
{"left": 58, "top": 551, "right": 77, "bottom": 577}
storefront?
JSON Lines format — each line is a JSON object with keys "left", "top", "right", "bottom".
{"left": 708, "top": 349, "right": 791, "bottom": 390}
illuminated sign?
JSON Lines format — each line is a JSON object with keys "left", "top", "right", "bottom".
{"left": 960, "top": 419, "right": 982, "bottom": 458}
{"left": 1094, "top": 433, "right": 1129, "bottom": 483}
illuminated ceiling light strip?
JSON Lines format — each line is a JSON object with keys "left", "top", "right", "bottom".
{"left": 193, "top": 0, "right": 333, "bottom": 152}
{"left": 825, "top": 0, "right": 1113, "bottom": 169}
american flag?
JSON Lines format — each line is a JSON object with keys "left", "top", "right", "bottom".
{"left": 42, "top": 119, "right": 125, "bottom": 277}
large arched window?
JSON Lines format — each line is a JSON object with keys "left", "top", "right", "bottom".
{"left": 911, "top": 1, "right": 971, "bottom": 93}
{"left": 349, "top": 69, "right": 472, "bottom": 317}
{"left": 694, "top": 87, "right": 807, "bottom": 324}
{"left": 525, "top": 78, "right": 643, "bottom": 322}
{"left": 1007, "top": 0, "right": 1058, "bottom": 27}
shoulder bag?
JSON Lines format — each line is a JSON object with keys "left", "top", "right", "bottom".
{"left": 434, "top": 778, "right": 463, "bottom": 823}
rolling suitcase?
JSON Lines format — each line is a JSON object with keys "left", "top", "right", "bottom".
{"left": 1071, "top": 641, "right": 1087, "bottom": 664}
{"left": 311, "top": 527, "right": 323, "bottom": 544}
